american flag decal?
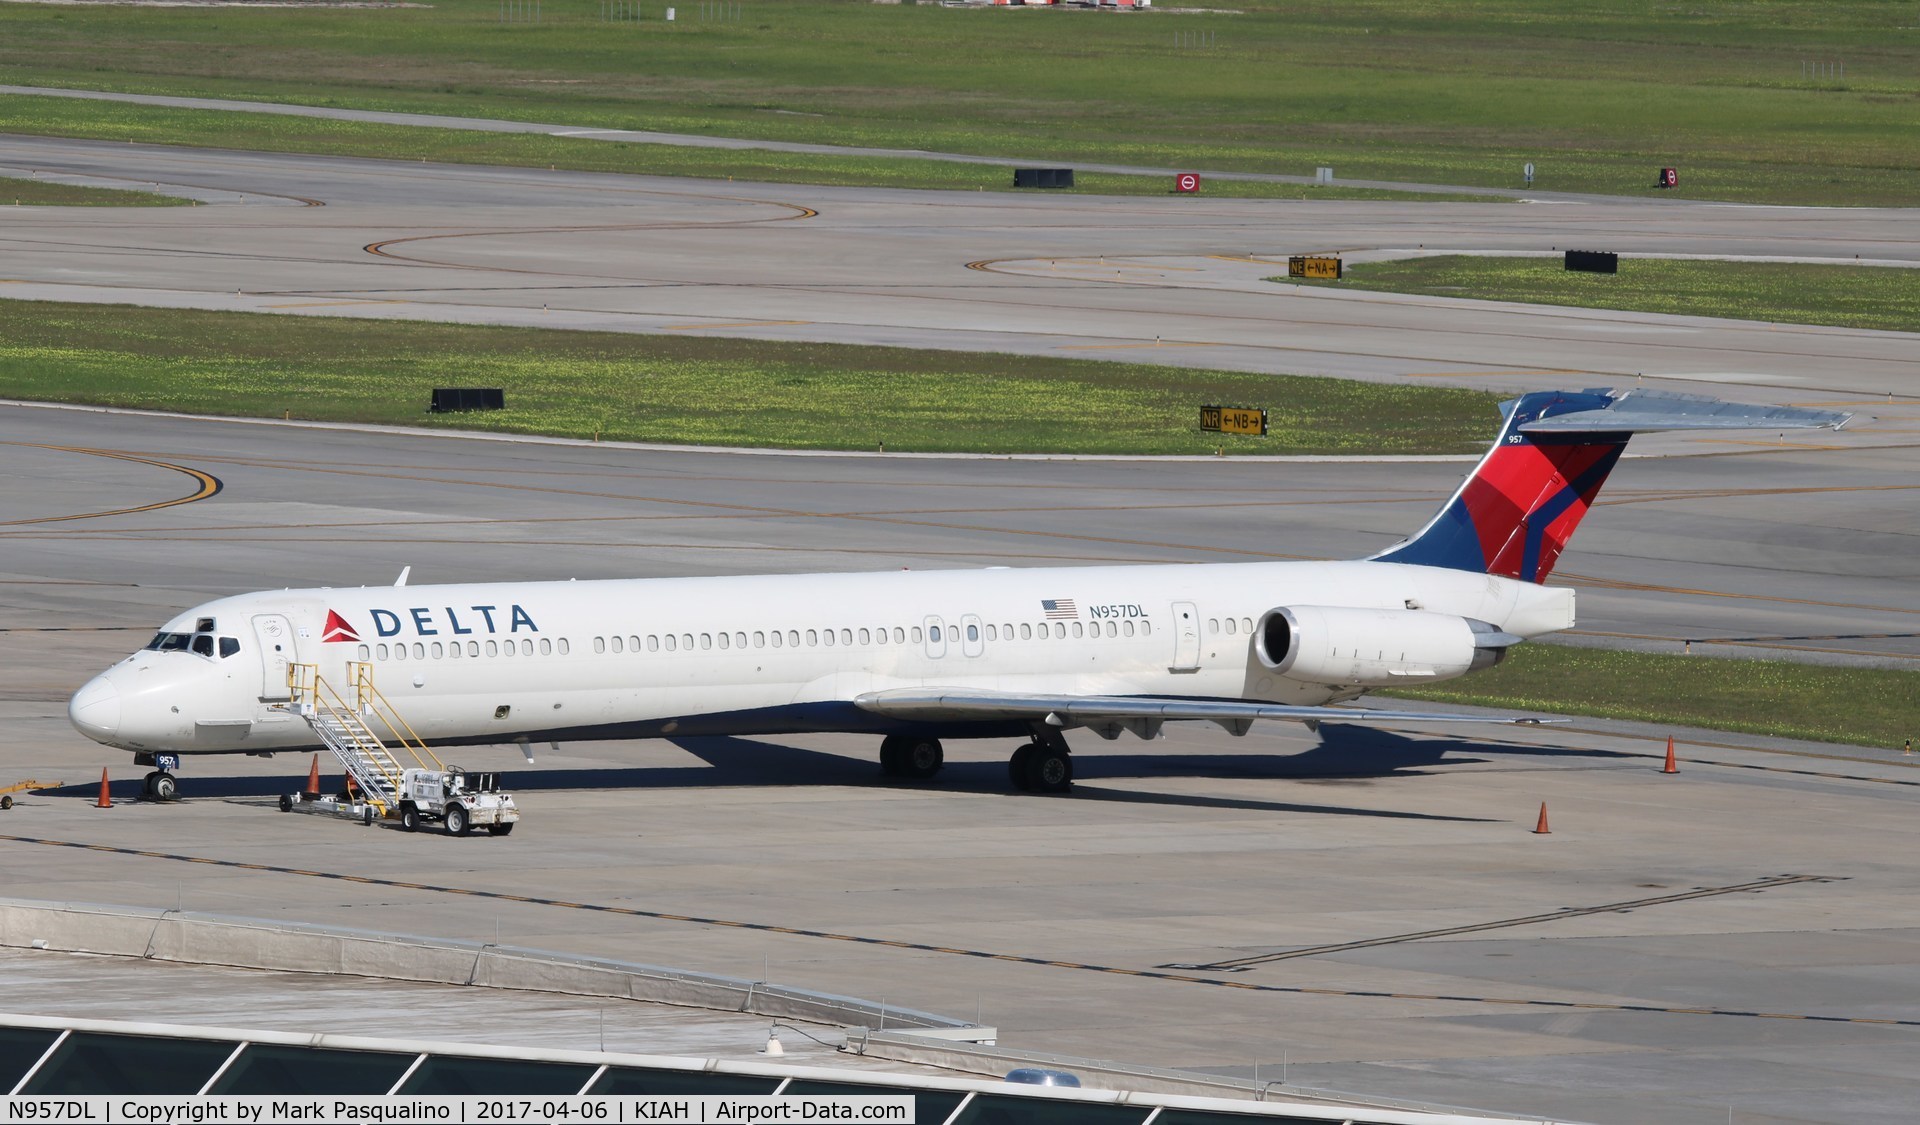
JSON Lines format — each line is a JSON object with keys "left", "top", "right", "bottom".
{"left": 1041, "top": 598, "right": 1078, "bottom": 619}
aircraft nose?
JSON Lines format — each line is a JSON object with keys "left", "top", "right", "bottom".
{"left": 68, "top": 676, "right": 122, "bottom": 742}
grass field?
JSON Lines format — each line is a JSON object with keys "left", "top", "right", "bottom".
{"left": 1385, "top": 644, "right": 1915, "bottom": 749}
{"left": 1278, "top": 255, "right": 1920, "bottom": 332}
{"left": 0, "top": 300, "right": 1497, "bottom": 454}
{"left": 0, "top": 95, "right": 1496, "bottom": 201}
{"left": 0, "top": 176, "right": 190, "bottom": 207}
{"left": 0, "top": 0, "right": 1916, "bottom": 204}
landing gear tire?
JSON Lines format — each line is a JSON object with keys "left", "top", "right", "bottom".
{"left": 879, "top": 735, "right": 906, "bottom": 777}
{"left": 1021, "top": 744, "right": 1073, "bottom": 794}
{"left": 444, "top": 803, "right": 470, "bottom": 837}
{"left": 278, "top": 793, "right": 293, "bottom": 813}
{"left": 901, "top": 739, "right": 943, "bottom": 780}
{"left": 880, "top": 735, "right": 943, "bottom": 780}
{"left": 400, "top": 804, "right": 420, "bottom": 833}
{"left": 487, "top": 823, "right": 515, "bottom": 837}
{"left": 1008, "top": 744, "right": 1036, "bottom": 791}
{"left": 149, "top": 773, "right": 179, "bottom": 803}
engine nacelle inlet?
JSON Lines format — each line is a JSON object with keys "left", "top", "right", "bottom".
{"left": 1255, "top": 606, "right": 1517, "bottom": 688}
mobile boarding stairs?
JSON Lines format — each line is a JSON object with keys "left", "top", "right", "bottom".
{"left": 282, "top": 662, "right": 520, "bottom": 836}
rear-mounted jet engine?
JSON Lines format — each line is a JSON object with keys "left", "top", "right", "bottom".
{"left": 1254, "top": 605, "right": 1518, "bottom": 687}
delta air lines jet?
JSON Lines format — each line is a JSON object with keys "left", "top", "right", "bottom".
{"left": 68, "top": 390, "right": 1847, "bottom": 799}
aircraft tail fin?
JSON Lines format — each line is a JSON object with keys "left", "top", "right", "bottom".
{"left": 1370, "top": 388, "right": 1850, "bottom": 584}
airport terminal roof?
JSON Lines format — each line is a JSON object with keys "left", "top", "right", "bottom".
{"left": 0, "top": 1010, "right": 1557, "bottom": 1125}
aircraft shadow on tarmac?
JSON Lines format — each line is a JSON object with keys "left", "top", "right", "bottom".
{"left": 49, "top": 726, "right": 1629, "bottom": 824}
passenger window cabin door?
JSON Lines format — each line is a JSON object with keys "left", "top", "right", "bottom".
{"left": 960, "top": 614, "right": 984, "bottom": 658}
{"left": 1169, "top": 601, "right": 1201, "bottom": 673}
{"left": 923, "top": 615, "right": 947, "bottom": 659}
{"left": 251, "top": 613, "right": 295, "bottom": 700}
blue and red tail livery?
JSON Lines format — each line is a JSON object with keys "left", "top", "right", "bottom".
{"left": 1372, "top": 388, "right": 1851, "bottom": 582}
{"left": 1373, "top": 390, "right": 1628, "bottom": 583}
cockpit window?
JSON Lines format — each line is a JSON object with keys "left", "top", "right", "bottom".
{"left": 146, "top": 630, "right": 240, "bottom": 658}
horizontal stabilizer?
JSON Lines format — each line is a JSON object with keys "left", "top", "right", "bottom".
{"left": 856, "top": 688, "right": 1557, "bottom": 735}
{"left": 1517, "top": 389, "right": 1851, "bottom": 434}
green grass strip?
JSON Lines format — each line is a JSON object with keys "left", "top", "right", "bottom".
{"left": 0, "top": 177, "right": 189, "bottom": 207}
{"left": 0, "top": 300, "right": 1497, "bottom": 455}
{"left": 1386, "top": 644, "right": 1916, "bottom": 750}
{"left": 0, "top": 94, "right": 1497, "bottom": 202}
{"left": 1278, "top": 256, "right": 1920, "bottom": 333}
{"left": 3, "top": 0, "right": 1919, "bottom": 204}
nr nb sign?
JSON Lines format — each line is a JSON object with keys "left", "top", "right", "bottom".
{"left": 1201, "top": 405, "right": 1268, "bottom": 436}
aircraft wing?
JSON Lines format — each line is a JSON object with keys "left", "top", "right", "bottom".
{"left": 853, "top": 688, "right": 1559, "bottom": 739}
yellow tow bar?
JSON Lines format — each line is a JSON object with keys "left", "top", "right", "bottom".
{"left": 0, "top": 779, "right": 64, "bottom": 810}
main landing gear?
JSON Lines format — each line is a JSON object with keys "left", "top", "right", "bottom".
{"left": 879, "top": 734, "right": 945, "bottom": 780}
{"left": 877, "top": 732, "right": 1074, "bottom": 794}
{"left": 1008, "top": 733, "right": 1072, "bottom": 794}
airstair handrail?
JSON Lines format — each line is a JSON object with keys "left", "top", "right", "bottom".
{"left": 347, "top": 662, "right": 445, "bottom": 772}
{"left": 284, "top": 662, "right": 418, "bottom": 816}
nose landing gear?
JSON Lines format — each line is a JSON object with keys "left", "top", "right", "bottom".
{"left": 132, "top": 753, "right": 183, "bottom": 802}
{"left": 142, "top": 771, "right": 180, "bottom": 802}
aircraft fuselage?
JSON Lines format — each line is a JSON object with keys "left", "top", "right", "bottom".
{"left": 68, "top": 559, "right": 1573, "bottom": 757}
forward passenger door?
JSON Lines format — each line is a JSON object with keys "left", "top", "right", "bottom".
{"left": 251, "top": 614, "right": 296, "bottom": 700}
{"left": 1169, "top": 601, "right": 1200, "bottom": 673}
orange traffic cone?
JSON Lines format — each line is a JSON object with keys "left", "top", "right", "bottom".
{"left": 95, "top": 768, "right": 112, "bottom": 809}
{"left": 303, "top": 754, "right": 321, "bottom": 800}
{"left": 1662, "top": 736, "right": 1680, "bottom": 775}
{"left": 1532, "top": 802, "right": 1551, "bottom": 834}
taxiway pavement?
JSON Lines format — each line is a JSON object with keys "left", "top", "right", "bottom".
{"left": 2, "top": 408, "right": 1917, "bottom": 1125}
{"left": 1, "top": 135, "right": 1917, "bottom": 409}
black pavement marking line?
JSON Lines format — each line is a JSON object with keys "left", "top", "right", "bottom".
{"left": 1172, "top": 875, "right": 1836, "bottom": 971}
{"left": 1686, "top": 632, "right": 1919, "bottom": 644}
{"left": 1558, "top": 572, "right": 1920, "bottom": 620}
{"left": 94, "top": 453, "right": 1300, "bottom": 560}
{"left": 3, "top": 834, "right": 1912, "bottom": 1029}
{"left": 0, "top": 445, "right": 222, "bottom": 525}
{"left": 363, "top": 199, "right": 816, "bottom": 275}
{"left": 1555, "top": 732, "right": 1920, "bottom": 789}
{"left": 1379, "top": 724, "right": 1920, "bottom": 790}
{"left": 1668, "top": 758, "right": 1920, "bottom": 788}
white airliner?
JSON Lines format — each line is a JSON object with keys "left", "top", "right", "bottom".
{"left": 68, "top": 390, "right": 1847, "bottom": 798}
